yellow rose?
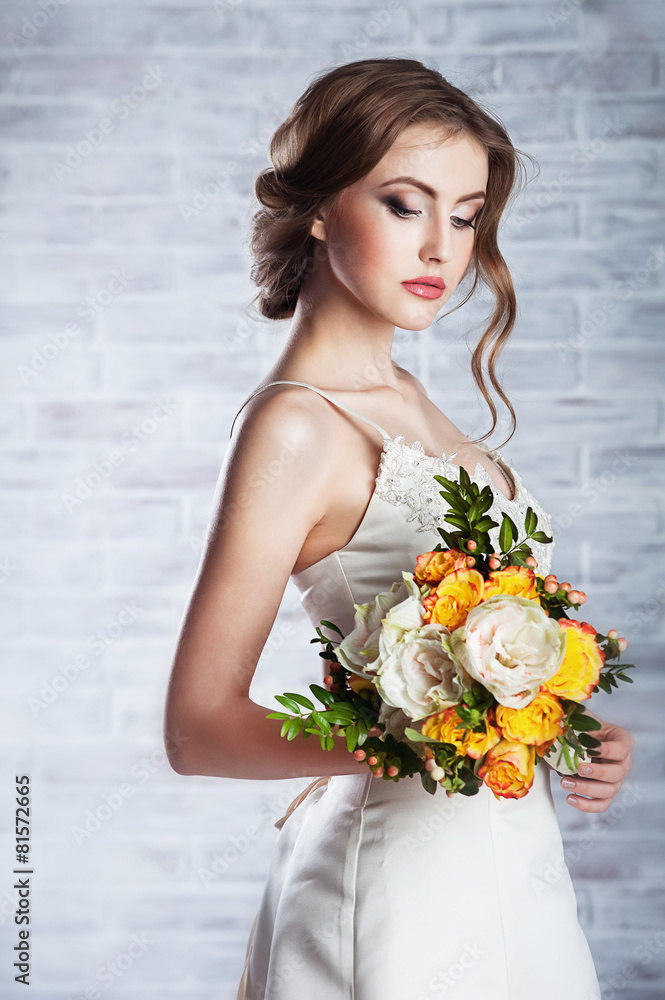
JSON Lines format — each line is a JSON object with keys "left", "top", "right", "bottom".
{"left": 482, "top": 565, "right": 541, "bottom": 603}
{"left": 423, "top": 568, "right": 485, "bottom": 631}
{"left": 494, "top": 691, "right": 564, "bottom": 746}
{"left": 414, "top": 549, "right": 467, "bottom": 585}
{"left": 541, "top": 619, "right": 604, "bottom": 701}
{"left": 477, "top": 738, "right": 535, "bottom": 800}
{"left": 421, "top": 706, "right": 501, "bottom": 760}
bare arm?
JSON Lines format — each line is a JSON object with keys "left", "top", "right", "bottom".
{"left": 163, "top": 390, "right": 371, "bottom": 780}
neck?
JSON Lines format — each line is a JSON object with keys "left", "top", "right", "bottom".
{"left": 275, "top": 268, "right": 403, "bottom": 393}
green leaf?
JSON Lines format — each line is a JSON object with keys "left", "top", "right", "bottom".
{"left": 577, "top": 733, "right": 602, "bottom": 748}
{"left": 345, "top": 724, "right": 359, "bottom": 753}
{"left": 275, "top": 694, "right": 303, "bottom": 714}
{"left": 444, "top": 513, "right": 469, "bottom": 531}
{"left": 433, "top": 475, "right": 460, "bottom": 493}
{"left": 458, "top": 466, "right": 472, "bottom": 494}
{"left": 531, "top": 531, "right": 553, "bottom": 544}
{"left": 266, "top": 711, "right": 291, "bottom": 720}
{"left": 286, "top": 716, "right": 303, "bottom": 740}
{"left": 283, "top": 691, "right": 315, "bottom": 712}
{"left": 474, "top": 516, "right": 499, "bottom": 533}
{"left": 309, "top": 683, "right": 337, "bottom": 706}
{"left": 569, "top": 712, "right": 603, "bottom": 732}
{"left": 319, "top": 619, "right": 344, "bottom": 638}
{"left": 438, "top": 490, "right": 468, "bottom": 513}
{"left": 498, "top": 514, "right": 515, "bottom": 553}
{"left": 311, "top": 710, "right": 332, "bottom": 734}
{"left": 524, "top": 506, "right": 537, "bottom": 535}
{"left": 280, "top": 719, "right": 291, "bottom": 738}
{"left": 325, "top": 734, "right": 335, "bottom": 751}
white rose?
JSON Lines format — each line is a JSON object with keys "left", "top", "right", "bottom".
{"left": 336, "top": 571, "right": 426, "bottom": 677}
{"left": 377, "top": 703, "right": 412, "bottom": 741}
{"left": 447, "top": 594, "right": 567, "bottom": 709}
{"left": 373, "top": 623, "right": 465, "bottom": 721}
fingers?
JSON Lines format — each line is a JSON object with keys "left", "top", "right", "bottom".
{"left": 563, "top": 790, "right": 618, "bottom": 813}
{"left": 592, "top": 739, "right": 633, "bottom": 763}
{"left": 559, "top": 755, "right": 630, "bottom": 810}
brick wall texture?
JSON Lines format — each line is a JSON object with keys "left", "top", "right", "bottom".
{"left": 0, "top": 1, "right": 663, "bottom": 997}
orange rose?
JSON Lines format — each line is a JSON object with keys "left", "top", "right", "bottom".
{"left": 423, "top": 568, "right": 485, "bottom": 630}
{"left": 535, "top": 736, "right": 560, "bottom": 758}
{"left": 541, "top": 619, "right": 604, "bottom": 701}
{"left": 477, "top": 738, "right": 536, "bottom": 800}
{"left": 494, "top": 691, "right": 564, "bottom": 746}
{"left": 482, "top": 565, "right": 541, "bottom": 603}
{"left": 414, "top": 549, "right": 467, "bottom": 585}
{"left": 421, "top": 705, "right": 501, "bottom": 760}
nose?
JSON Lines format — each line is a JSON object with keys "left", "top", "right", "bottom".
{"left": 420, "top": 218, "right": 456, "bottom": 265}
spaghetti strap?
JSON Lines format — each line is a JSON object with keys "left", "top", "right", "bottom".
{"left": 228, "top": 379, "right": 392, "bottom": 442}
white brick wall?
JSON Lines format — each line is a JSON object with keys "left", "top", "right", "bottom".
{"left": 0, "top": 1, "right": 663, "bottom": 996}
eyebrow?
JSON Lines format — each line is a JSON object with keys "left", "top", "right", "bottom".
{"left": 377, "top": 176, "right": 486, "bottom": 204}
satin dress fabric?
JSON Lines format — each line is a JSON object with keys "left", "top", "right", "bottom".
{"left": 230, "top": 381, "right": 601, "bottom": 1000}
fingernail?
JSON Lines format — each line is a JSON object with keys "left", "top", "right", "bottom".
{"left": 567, "top": 795, "right": 578, "bottom": 805}
{"left": 579, "top": 765, "right": 592, "bottom": 775}
{"left": 561, "top": 778, "right": 575, "bottom": 789}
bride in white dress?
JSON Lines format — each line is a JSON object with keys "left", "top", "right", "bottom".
{"left": 163, "top": 58, "right": 635, "bottom": 999}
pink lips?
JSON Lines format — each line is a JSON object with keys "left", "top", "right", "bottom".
{"left": 401, "top": 275, "right": 446, "bottom": 300}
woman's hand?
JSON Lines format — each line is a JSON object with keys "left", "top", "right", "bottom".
{"left": 559, "top": 712, "right": 635, "bottom": 812}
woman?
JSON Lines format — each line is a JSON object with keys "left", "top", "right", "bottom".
{"left": 164, "top": 58, "right": 634, "bottom": 999}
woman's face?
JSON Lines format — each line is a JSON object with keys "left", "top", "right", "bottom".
{"left": 310, "top": 124, "right": 489, "bottom": 331}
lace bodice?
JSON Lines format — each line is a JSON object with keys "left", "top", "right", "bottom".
{"left": 374, "top": 435, "right": 555, "bottom": 577}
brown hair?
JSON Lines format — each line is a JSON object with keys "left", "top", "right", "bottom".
{"left": 248, "top": 57, "right": 530, "bottom": 447}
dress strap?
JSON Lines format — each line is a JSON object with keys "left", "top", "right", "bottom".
{"left": 229, "top": 380, "right": 392, "bottom": 442}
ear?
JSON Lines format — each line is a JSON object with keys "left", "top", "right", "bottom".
{"left": 309, "top": 212, "right": 328, "bottom": 242}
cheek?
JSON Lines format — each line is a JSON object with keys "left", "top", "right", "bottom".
{"left": 327, "top": 205, "right": 402, "bottom": 283}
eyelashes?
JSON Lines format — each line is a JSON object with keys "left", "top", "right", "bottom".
{"left": 384, "top": 198, "right": 477, "bottom": 230}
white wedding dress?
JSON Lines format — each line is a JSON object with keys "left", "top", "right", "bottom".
{"left": 231, "top": 381, "right": 601, "bottom": 1000}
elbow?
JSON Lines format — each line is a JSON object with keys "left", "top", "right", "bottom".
{"left": 163, "top": 715, "right": 200, "bottom": 775}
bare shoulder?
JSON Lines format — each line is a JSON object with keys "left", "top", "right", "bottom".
{"left": 395, "top": 364, "right": 429, "bottom": 401}
{"left": 230, "top": 382, "right": 336, "bottom": 457}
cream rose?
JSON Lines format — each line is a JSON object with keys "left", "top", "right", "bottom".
{"left": 334, "top": 578, "right": 411, "bottom": 676}
{"left": 446, "top": 594, "right": 567, "bottom": 709}
{"left": 373, "top": 623, "right": 465, "bottom": 721}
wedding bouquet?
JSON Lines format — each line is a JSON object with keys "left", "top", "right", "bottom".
{"left": 268, "top": 467, "right": 634, "bottom": 799}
